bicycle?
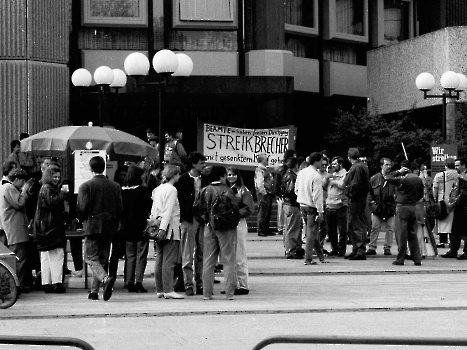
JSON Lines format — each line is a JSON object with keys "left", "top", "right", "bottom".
{"left": 0, "top": 259, "right": 19, "bottom": 309}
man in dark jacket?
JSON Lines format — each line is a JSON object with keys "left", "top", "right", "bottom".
{"left": 343, "top": 148, "right": 370, "bottom": 260}
{"left": 175, "top": 152, "right": 209, "bottom": 296}
{"left": 77, "top": 156, "right": 122, "bottom": 301}
{"left": 366, "top": 157, "right": 396, "bottom": 256}
{"left": 281, "top": 153, "right": 303, "bottom": 259}
{"left": 274, "top": 149, "right": 297, "bottom": 235}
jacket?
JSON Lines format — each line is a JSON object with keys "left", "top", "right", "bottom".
{"left": 175, "top": 172, "right": 210, "bottom": 223}
{"left": 77, "top": 175, "right": 123, "bottom": 236}
{"left": 281, "top": 168, "right": 299, "bottom": 207}
{"left": 254, "top": 164, "right": 274, "bottom": 195}
{"left": 367, "top": 172, "right": 396, "bottom": 218}
{"left": 343, "top": 160, "right": 370, "bottom": 202}
{"left": 150, "top": 183, "right": 181, "bottom": 240}
{"left": 232, "top": 185, "right": 255, "bottom": 218}
{"left": 0, "top": 183, "right": 30, "bottom": 245}
{"left": 325, "top": 168, "right": 348, "bottom": 210}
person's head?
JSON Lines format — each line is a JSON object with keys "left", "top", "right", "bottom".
{"left": 148, "top": 136, "right": 159, "bottom": 148}
{"left": 114, "top": 165, "right": 129, "bottom": 186}
{"left": 146, "top": 128, "right": 156, "bottom": 141}
{"left": 455, "top": 158, "right": 466, "bottom": 173}
{"left": 320, "top": 156, "right": 329, "bottom": 172}
{"left": 411, "top": 162, "right": 420, "bottom": 175}
{"left": 164, "top": 129, "right": 176, "bottom": 142}
{"left": 41, "top": 165, "right": 61, "bottom": 187}
{"left": 2, "top": 160, "right": 17, "bottom": 177}
{"left": 162, "top": 164, "right": 181, "bottom": 183}
{"left": 347, "top": 147, "right": 360, "bottom": 161}
{"left": 226, "top": 166, "right": 243, "bottom": 187}
{"left": 400, "top": 159, "right": 411, "bottom": 171}
{"left": 10, "top": 140, "right": 20, "bottom": 154}
{"left": 257, "top": 153, "right": 268, "bottom": 166}
{"left": 41, "top": 158, "right": 52, "bottom": 173}
{"left": 331, "top": 156, "right": 344, "bottom": 172}
{"left": 187, "top": 151, "right": 206, "bottom": 174}
{"left": 19, "top": 133, "right": 29, "bottom": 141}
{"left": 89, "top": 156, "right": 105, "bottom": 174}
{"left": 124, "top": 165, "right": 144, "bottom": 187}
{"left": 445, "top": 158, "right": 455, "bottom": 170}
{"left": 380, "top": 157, "right": 393, "bottom": 175}
{"left": 282, "top": 149, "right": 296, "bottom": 164}
{"left": 175, "top": 131, "right": 183, "bottom": 141}
{"left": 309, "top": 152, "right": 323, "bottom": 168}
{"left": 285, "top": 154, "right": 298, "bottom": 170}
{"left": 209, "top": 166, "right": 227, "bottom": 183}
{"left": 9, "top": 168, "right": 27, "bottom": 189}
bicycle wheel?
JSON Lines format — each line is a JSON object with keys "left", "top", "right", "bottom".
{"left": 0, "top": 261, "right": 18, "bottom": 309}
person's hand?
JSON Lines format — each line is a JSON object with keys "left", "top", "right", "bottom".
{"left": 315, "top": 212, "right": 325, "bottom": 223}
{"left": 22, "top": 182, "right": 31, "bottom": 194}
{"left": 399, "top": 166, "right": 410, "bottom": 174}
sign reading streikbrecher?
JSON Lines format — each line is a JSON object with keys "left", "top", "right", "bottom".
{"left": 199, "top": 122, "right": 296, "bottom": 170}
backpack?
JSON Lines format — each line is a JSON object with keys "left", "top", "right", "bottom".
{"left": 209, "top": 187, "right": 240, "bottom": 231}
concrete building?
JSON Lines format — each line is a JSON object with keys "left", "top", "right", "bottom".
{"left": 1, "top": 0, "right": 467, "bottom": 162}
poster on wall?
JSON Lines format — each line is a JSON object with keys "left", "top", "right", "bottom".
{"left": 74, "top": 150, "right": 107, "bottom": 194}
{"left": 430, "top": 144, "right": 457, "bottom": 175}
{"left": 198, "top": 122, "right": 296, "bottom": 170}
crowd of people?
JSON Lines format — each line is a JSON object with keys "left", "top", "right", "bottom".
{"left": 2, "top": 128, "right": 466, "bottom": 303}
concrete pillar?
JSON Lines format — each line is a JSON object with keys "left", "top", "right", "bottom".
{"left": 446, "top": 102, "right": 456, "bottom": 143}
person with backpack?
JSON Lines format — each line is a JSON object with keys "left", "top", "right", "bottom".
{"left": 163, "top": 130, "right": 187, "bottom": 172}
{"left": 194, "top": 166, "right": 240, "bottom": 300}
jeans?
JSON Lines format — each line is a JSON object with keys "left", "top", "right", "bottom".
{"left": 154, "top": 239, "right": 180, "bottom": 293}
{"left": 326, "top": 206, "right": 348, "bottom": 253}
{"left": 277, "top": 198, "right": 285, "bottom": 232}
{"left": 236, "top": 219, "right": 249, "bottom": 289}
{"left": 202, "top": 225, "right": 237, "bottom": 299}
{"left": 394, "top": 205, "right": 422, "bottom": 264}
{"left": 283, "top": 204, "right": 302, "bottom": 256}
{"left": 368, "top": 214, "right": 395, "bottom": 250}
{"left": 301, "top": 206, "right": 324, "bottom": 261}
{"left": 257, "top": 193, "right": 273, "bottom": 234}
{"left": 348, "top": 198, "right": 368, "bottom": 255}
{"left": 180, "top": 219, "right": 203, "bottom": 290}
{"left": 125, "top": 239, "right": 149, "bottom": 284}
{"left": 85, "top": 235, "right": 111, "bottom": 293}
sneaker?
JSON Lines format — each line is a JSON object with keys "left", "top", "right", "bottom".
{"left": 164, "top": 291, "right": 184, "bottom": 299}
{"left": 185, "top": 287, "right": 194, "bottom": 296}
{"left": 72, "top": 270, "right": 83, "bottom": 278}
{"left": 384, "top": 248, "right": 392, "bottom": 256}
{"left": 156, "top": 292, "right": 164, "bottom": 298}
{"left": 365, "top": 249, "right": 376, "bottom": 255}
{"left": 88, "top": 292, "right": 99, "bottom": 300}
{"left": 102, "top": 276, "right": 115, "bottom": 301}
{"left": 304, "top": 260, "right": 317, "bottom": 265}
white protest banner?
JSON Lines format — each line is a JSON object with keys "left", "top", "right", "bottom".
{"left": 74, "top": 150, "right": 107, "bottom": 194}
{"left": 200, "top": 122, "right": 295, "bottom": 169}
{"left": 431, "top": 144, "right": 457, "bottom": 175}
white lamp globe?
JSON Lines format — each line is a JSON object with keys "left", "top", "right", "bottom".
{"left": 110, "top": 69, "right": 127, "bottom": 88}
{"left": 124, "top": 52, "right": 150, "bottom": 76}
{"left": 415, "top": 72, "right": 435, "bottom": 91}
{"left": 455, "top": 73, "right": 467, "bottom": 92}
{"left": 172, "top": 53, "right": 194, "bottom": 77}
{"left": 440, "top": 71, "right": 460, "bottom": 90}
{"left": 71, "top": 68, "right": 92, "bottom": 87}
{"left": 152, "top": 49, "right": 179, "bottom": 74}
{"left": 94, "top": 66, "right": 114, "bottom": 85}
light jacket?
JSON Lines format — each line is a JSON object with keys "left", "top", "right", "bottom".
{"left": 1, "top": 183, "right": 30, "bottom": 245}
{"left": 150, "top": 183, "right": 181, "bottom": 240}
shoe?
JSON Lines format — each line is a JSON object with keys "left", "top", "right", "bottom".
{"left": 102, "top": 276, "right": 115, "bottom": 301}
{"left": 349, "top": 254, "right": 366, "bottom": 260}
{"left": 304, "top": 260, "right": 317, "bottom": 265}
{"left": 286, "top": 254, "right": 303, "bottom": 259}
{"left": 296, "top": 248, "right": 305, "bottom": 256}
{"left": 72, "top": 270, "right": 83, "bottom": 278}
{"left": 156, "top": 292, "right": 164, "bottom": 298}
{"left": 344, "top": 252, "right": 356, "bottom": 259}
{"left": 384, "top": 249, "right": 392, "bottom": 256}
{"left": 266, "top": 231, "right": 277, "bottom": 236}
{"left": 54, "top": 283, "right": 66, "bottom": 294}
{"left": 234, "top": 288, "right": 249, "bottom": 295}
{"left": 214, "top": 279, "right": 221, "bottom": 284}
{"left": 441, "top": 251, "right": 458, "bottom": 258}
{"left": 322, "top": 248, "right": 330, "bottom": 255}
{"left": 127, "top": 282, "right": 136, "bottom": 293}
{"left": 185, "top": 287, "right": 194, "bottom": 296}
{"left": 203, "top": 296, "right": 214, "bottom": 300}
{"left": 365, "top": 249, "right": 377, "bottom": 256}
{"left": 164, "top": 292, "right": 184, "bottom": 299}
{"left": 327, "top": 250, "right": 338, "bottom": 256}
{"left": 392, "top": 261, "right": 404, "bottom": 266}
{"left": 337, "top": 251, "right": 346, "bottom": 257}
{"left": 88, "top": 292, "right": 99, "bottom": 300}
{"left": 414, "top": 262, "right": 422, "bottom": 266}
{"left": 43, "top": 284, "right": 54, "bottom": 294}
{"left": 258, "top": 232, "right": 268, "bottom": 237}
{"left": 457, "top": 253, "right": 467, "bottom": 260}
{"left": 196, "top": 288, "right": 204, "bottom": 295}
{"left": 135, "top": 282, "right": 148, "bottom": 293}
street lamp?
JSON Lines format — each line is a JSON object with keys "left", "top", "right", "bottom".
{"left": 123, "top": 50, "right": 193, "bottom": 167}
{"left": 416, "top": 71, "right": 467, "bottom": 141}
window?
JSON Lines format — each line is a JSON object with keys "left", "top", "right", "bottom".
{"left": 173, "top": 0, "right": 238, "bottom": 29}
{"left": 285, "top": 0, "right": 319, "bottom": 37}
{"left": 324, "top": 0, "right": 369, "bottom": 43}
{"left": 384, "top": 0, "right": 411, "bottom": 43}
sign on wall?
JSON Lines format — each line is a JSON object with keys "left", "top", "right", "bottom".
{"left": 199, "top": 122, "right": 295, "bottom": 169}
{"left": 430, "top": 144, "right": 457, "bottom": 175}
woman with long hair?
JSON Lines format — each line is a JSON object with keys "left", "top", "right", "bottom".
{"left": 122, "top": 166, "right": 152, "bottom": 293}
{"left": 34, "top": 165, "right": 67, "bottom": 293}
{"left": 149, "top": 164, "right": 183, "bottom": 299}
{"left": 226, "top": 166, "right": 254, "bottom": 295}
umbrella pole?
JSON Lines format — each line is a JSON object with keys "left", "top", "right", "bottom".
{"left": 158, "top": 82, "right": 165, "bottom": 168}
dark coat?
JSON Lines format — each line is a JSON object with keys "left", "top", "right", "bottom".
{"left": 175, "top": 172, "right": 210, "bottom": 223}
{"left": 368, "top": 172, "right": 396, "bottom": 218}
{"left": 77, "top": 175, "right": 123, "bottom": 236}
{"left": 344, "top": 160, "right": 370, "bottom": 202}
{"left": 121, "top": 185, "right": 152, "bottom": 241}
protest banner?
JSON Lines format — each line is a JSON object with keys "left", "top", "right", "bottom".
{"left": 198, "top": 122, "right": 296, "bottom": 170}
{"left": 430, "top": 144, "right": 457, "bottom": 175}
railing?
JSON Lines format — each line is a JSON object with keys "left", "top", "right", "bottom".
{"left": 0, "top": 335, "right": 96, "bottom": 350}
{"left": 252, "top": 335, "right": 467, "bottom": 350}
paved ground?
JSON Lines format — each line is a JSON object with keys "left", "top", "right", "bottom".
{"left": 1, "top": 233, "right": 467, "bottom": 350}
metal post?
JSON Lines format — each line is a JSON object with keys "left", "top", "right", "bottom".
{"left": 158, "top": 82, "right": 164, "bottom": 167}
{"left": 442, "top": 94, "right": 447, "bottom": 142}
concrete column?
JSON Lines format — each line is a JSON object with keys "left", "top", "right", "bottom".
{"left": 446, "top": 102, "right": 456, "bottom": 142}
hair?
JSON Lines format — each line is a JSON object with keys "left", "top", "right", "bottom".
{"left": 257, "top": 153, "right": 268, "bottom": 163}
{"left": 146, "top": 128, "right": 156, "bottom": 134}
{"left": 410, "top": 162, "right": 420, "bottom": 172}
{"left": 380, "top": 157, "right": 392, "bottom": 166}
{"left": 347, "top": 147, "right": 360, "bottom": 160}
{"left": 445, "top": 158, "right": 455, "bottom": 169}
{"left": 457, "top": 158, "right": 466, "bottom": 166}
{"left": 41, "top": 165, "right": 61, "bottom": 185}
{"left": 9, "top": 168, "right": 27, "bottom": 181}
{"left": 283, "top": 149, "right": 296, "bottom": 163}
{"left": 164, "top": 129, "right": 176, "bottom": 138}
{"left": 309, "top": 152, "right": 323, "bottom": 165}
{"left": 162, "top": 164, "right": 180, "bottom": 182}
{"left": 209, "top": 165, "right": 226, "bottom": 182}
{"left": 19, "top": 133, "right": 29, "bottom": 140}
{"left": 2, "top": 160, "right": 17, "bottom": 176}
{"left": 89, "top": 156, "right": 105, "bottom": 174}
{"left": 187, "top": 151, "right": 206, "bottom": 168}
{"left": 124, "top": 165, "right": 144, "bottom": 187}
{"left": 10, "top": 140, "right": 20, "bottom": 152}
{"left": 226, "top": 166, "right": 243, "bottom": 187}
{"left": 285, "top": 156, "right": 298, "bottom": 169}
{"left": 321, "top": 149, "right": 331, "bottom": 159}
{"left": 401, "top": 159, "right": 411, "bottom": 169}
{"left": 331, "top": 156, "right": 343, "bottom": 165}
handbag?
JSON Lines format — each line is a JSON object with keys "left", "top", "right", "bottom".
{"left": 145, "top": 217, "right": 169, "bottom": 243}
{"left": 432, "top": 171, "right": 449, "bottom": 220}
